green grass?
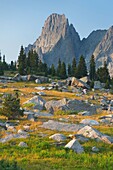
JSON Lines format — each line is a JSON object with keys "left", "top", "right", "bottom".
{"left": 0, "top": 81, "right": 113, "bottom": 170}
{"left": 0, "top": 132, "right": 113, "bottom": 170}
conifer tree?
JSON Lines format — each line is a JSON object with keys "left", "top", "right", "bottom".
{"left": 18, "top": 46, "right": 26, "bottom": 75}
{"left": 68, "top": 63, "right": 72, "bottom": 77}
{"left": 61, "top": 62, "right": 67, "bottom": 79}
{"left": 71, "top": 58, "right": 76, "bottom": 77}
{"left": 89, "top": 55, "right": 96, "bottom": 80}
{"left": 0, "top": 93, "right": 23, "bottom": 120}
{"left": 2, "top": 55, "right": 8, "bottom": 70}
{"left": 96, "top": 61, "right": 110, "bottom": 83}
{"left": 51, "top": 64, "right": 56, "bottom": 77}
{"left": 57, "top": 58, "right": 62, "bottom": 77}
{"left": 76, "top": 55, "right": 87, "bottom": 78}
{"left": 0, "top": 62, "right": 4, "bottom": 75}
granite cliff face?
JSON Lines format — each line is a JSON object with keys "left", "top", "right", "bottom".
{"left": 25, "top": 13, "right": 113, "bottom": 77}
{"left": 93, "top": 26, "right": 113, "bottom": 77}
{"left": 32, "top": 14, "right": 80, "bottom": 66}
{"left": 79, "top": 30, "right": 106, "bottom": 66}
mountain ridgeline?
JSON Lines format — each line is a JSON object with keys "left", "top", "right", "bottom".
{"left": 25, "top": 13, "right": 113, "bottom": 77}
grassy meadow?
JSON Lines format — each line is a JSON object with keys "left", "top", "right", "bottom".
{"left": 0, "top": 81, "right": 113, "bottom": 170}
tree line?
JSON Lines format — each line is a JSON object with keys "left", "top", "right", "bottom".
{"left": 0, "top": 45, "right": 111, "bottom": 87}
{"left": 18, "top": 46, "right": 111, "bottom": 86}
{"left": 0, "top": 54, "right": 16, "bottom": 75}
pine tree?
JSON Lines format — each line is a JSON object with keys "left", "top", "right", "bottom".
{"left": 0, "top": 93, "right": 23, "bottom": 120}
{"left": 71, "top": 58, "right": 76, "bottom": 77}
{"left": 57, "top": 58, "right": 61, "bottom": 77}
{"left": 89, "top": 55, "right": 96, "bottom": 81}
{"left": 76, "top": 55, "right": 87, "bottom": 78}
{"left": 0, "top": 62, "right": 4, "bottom": 75}
{"left": 2, "top": 55, "right": 8, "bottom": 70}
{"left": 68, "top": 63, "right": 72, "bottom": 77}
{"left": 61, "top": 62, "right": 67, "bottom": 79}
{"left": 51, "top": 64, "right": 56, "bottom": 77}
{"left": 96, "top": 61, "right": 110, "bottom": 83}
{"left": 10, "top": 61, "right": 16, "bottom": 71}
{"left": 18, "top": 46, "right": 26, "bottom": 75}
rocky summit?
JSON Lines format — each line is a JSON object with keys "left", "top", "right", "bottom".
{"left": 25, "top": 13, "right": 113, "bottom": 77}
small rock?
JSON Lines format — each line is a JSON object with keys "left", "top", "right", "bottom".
{"left": 37, "top": 92, "right": 46, "bottom": 96}
{"left": 27, "top": 114, "right": 35, "bottom": 122}
{"left": 78, "top": 111, "right": 90, "bottom": 116}
{"left": 92, "top": 146, "right": 99, "bottom": 152}
{"left": 18, "top": 142, "right": 28, "bottom": 147}
{"left": 65, "top": 139, "right": 84, "bottom": 153}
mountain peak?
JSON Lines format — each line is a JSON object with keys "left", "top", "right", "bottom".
{"left": 34, "top": 13, "right": 69, "bottom": 54}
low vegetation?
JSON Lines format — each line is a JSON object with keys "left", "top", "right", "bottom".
{"left": 0, "top": 81, "right": 113, "bottom": 170}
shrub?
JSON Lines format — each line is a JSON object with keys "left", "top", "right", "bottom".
{"left": 0, "top": 159, "right": 23, "bottom": 170}
{"left": 0, "top": 92, "right": 23, "bottom": 119}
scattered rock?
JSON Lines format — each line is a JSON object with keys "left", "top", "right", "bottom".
{"left": 27, "top": 114, "right": 35, "bottom": 122}
{"left": 77, "top": 125, "right": 113, "bottom": 144}
{"left": 37, "top": 91, "right": 46, "bottom": 96}
{"left": 24, "top": 96, "right": 46, "bottom": 110}
{"left": 18, "top": 142, "right": 28, "bottom": 147}
{"left": 34, "top": 111, "right": 53, "bottom": 117}
{"left": 75, "top": 134, "right": 89, "bottom": 142}
{"left": 45, "top": 98, "right": 97, "bottom": 114}
{"left": 65, "top": 138, "right": 84, "bottom": 153}
{"left": 45, "top": 98, "right": 69, "bottom": 114}
{"left": 18, "top": 129, "right": 28, "bottom": 135}
{"left": 70, "top": 77, "right": 90, "bottom": 89}
{"left": 94, "top": 81, "right": 102, "bottom": 89}
{"left": 40, "top": 120, "right": 84, "bottom": 132}
{"left": 35, "top": 76, "right": 48, "bottom": 83}
{"left": 35, "top": 79, "right": 41, "bottom": 84}
{"left": 49, "top": 133, "right": 67, "bottom": 142}
{"left": 80, "top": 119, "right": 99, "bottom": 126}
{"left": 100, "top": 99, "right": 108, "bottom": 106}
{"left": 34, "top": 86, "right": 46, "bottom": 90}
{"left": 92, "top": 146, "right": 99, "bottom": 152}
{"left": 78, "top": 111, "right": 91, "bottom": 116}
{"left": 0, "top": 133, "right": 29, "bottom": 143}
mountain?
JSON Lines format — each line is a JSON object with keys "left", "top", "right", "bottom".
{"left": 25, "top": 13, "right": 113, "bottom": 77}
{"left": 93, "top": 26, "right": 113, "bottom": 77}
{"left": 30, "top": 13, "right": 81, "bottom": 66}
{"left": 79, "top": 30, "right": 106, "bottom": 66}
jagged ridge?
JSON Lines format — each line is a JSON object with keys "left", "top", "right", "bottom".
{"left": 25, "top": 13, "right": 113, "bottom": 77}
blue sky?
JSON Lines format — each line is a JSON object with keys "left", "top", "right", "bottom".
{"left": 0, "top": 0, "right": 113, "bottom": 62}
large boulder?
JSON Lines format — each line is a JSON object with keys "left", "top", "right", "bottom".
{"left": 49, "top": 133, "right": 67, "bottom": 142}
{"left": 13, "top": 73, "right": 21, "bottom": 81}
{"left": 71, "top": 77, "right": 90, "bottom": 89}
{"left": 67, "top": 99, "right": 97, "bottom": 115}
{"left": 40, "top": 120, "right": 84, "bottom": 132}
{"left": 94, "top": 81, "right": 102, "bottom": 89}
{"left": 80, "top": 76, "right": 89, "bottom": 83}
{"left": 27, "top": 75, "right": 37, "bottom": 81}
{"left": 24, "top": 96, "right": 46, "bottom": 110}
{"left": 77, "top": 125, "right": 113, "bottom": 144}
{"left": 65, "top": 139, "right": 84, "bottom": 153}
{"left": 80, "top": 119, "right": 99, "bottom": 126}
{"left": 45, "top": 98, "right": 69, "bottom": 114}
{"left": 0, "top": 133, "right": 29, "bottom": 143}
{"left": 35, "top": 76, "right": 48, "bottom": 83}
{"left": 45, "top": 98, "right": 97, "bottom": 114}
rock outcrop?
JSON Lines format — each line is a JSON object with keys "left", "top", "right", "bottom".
{"left": 79, "top": 30, "right": 106, "bottom": 66}
{"left": 93, "top": 26, "right": 113, "bottom": 77}
{"left": 26, "top": 13, "right": 81, "bottom": 66}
